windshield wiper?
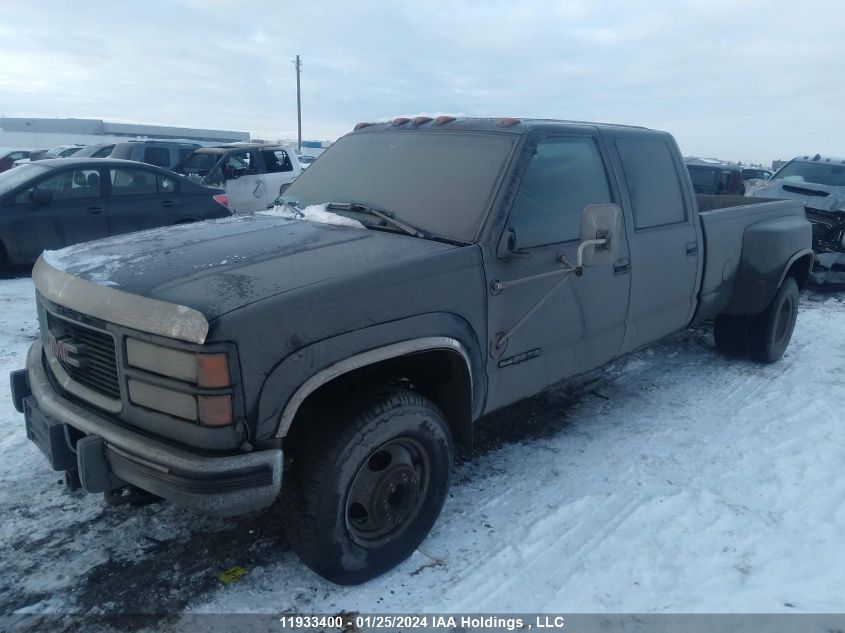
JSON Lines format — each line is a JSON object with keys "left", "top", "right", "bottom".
{"left": 326, "top": 202, "right": 425, "bottom": 239}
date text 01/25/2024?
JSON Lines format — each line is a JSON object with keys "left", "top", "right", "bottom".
{"left": 277, "top": 615, "right": 567, "bottom": 630}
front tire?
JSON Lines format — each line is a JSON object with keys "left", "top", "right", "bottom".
{"left": 748, "top": 276, "right": 799, "bottom": 363}
{"left": 282, "top": 388, "right": 453, "bottom": 585}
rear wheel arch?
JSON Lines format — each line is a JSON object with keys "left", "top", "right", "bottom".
{"left": 779, "top": 249, "right": 813, "bottom": 290}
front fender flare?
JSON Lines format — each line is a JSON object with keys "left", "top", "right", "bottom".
{"left": 254, "top": 312, "right": 485, "bottom": 440}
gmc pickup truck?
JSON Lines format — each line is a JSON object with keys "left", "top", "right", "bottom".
{"left": 10, "top": 117, "right": 812, "bottom": 585}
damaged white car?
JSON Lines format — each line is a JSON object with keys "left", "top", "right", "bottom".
{"left": 748, "top": 154, "right": 845, "bottom": 283}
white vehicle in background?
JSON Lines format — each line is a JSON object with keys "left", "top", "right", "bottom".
{"left": 48, "top": 144, "right": 86, "bottom": 158}
{"left": 173, "top": 143, "right": 302, "bottom": 213}
{"left": 298, "top": 155, "right": 316, "bottom": 169}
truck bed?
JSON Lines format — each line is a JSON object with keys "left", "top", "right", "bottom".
{"left": 694, "top": 195, "right": 810, "bottom": 323}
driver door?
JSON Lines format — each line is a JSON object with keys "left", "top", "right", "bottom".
{"left": 483, "top": 133, "right": 631, "bottom": 412}
{"left": 215, "top": 150, "right": 265, "bottom": 213}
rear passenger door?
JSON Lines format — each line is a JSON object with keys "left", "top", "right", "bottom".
{"left": 106, "top": 166, "right": 184, "bottom": 235}
{"left": 610, "top": 132, "right": 703, "bottom": 354}
{"left": 218, "top": 150, "right": 264, "bottom": 213}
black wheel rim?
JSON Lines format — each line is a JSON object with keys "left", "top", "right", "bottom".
{"left": 345, "top": 437, "right": 429, "bottom": 548}
{"left": 774, "top": 295, "right": 795, "bottom": 346}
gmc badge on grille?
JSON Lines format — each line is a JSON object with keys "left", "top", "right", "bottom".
{"left": 48, "top": 333, "right": 88, "bottom": 368}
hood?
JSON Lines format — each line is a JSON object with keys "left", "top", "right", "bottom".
{"left": 750, "top": 179, "right": 845, "bottom": 213}
{"left": 40, "top": 212, "right": 458, "bottom": 322}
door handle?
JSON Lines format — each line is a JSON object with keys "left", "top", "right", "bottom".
{"left": 160, "top": 200, "right": 177, "bottom": 208}
{"left": 686, "top": 241, "right": 698, "bottom": 255}
{"left": 86, "top": 206, "right": 105, "bottom": 214}
{"left": 613, "top": 258, "right": 630, "bottom": 275}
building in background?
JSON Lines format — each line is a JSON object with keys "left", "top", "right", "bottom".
{"left": 0, "top": 117, "right": 250, "bottom": 153}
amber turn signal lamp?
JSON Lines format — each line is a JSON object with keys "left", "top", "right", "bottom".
{"left": 197, "top": 353, "right": 231, "bottom": 388}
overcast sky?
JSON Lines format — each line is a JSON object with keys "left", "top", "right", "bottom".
{"left": 1, "top": 0, "right": 842, "bottom": 165}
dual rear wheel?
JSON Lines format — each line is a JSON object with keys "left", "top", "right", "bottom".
{"left": 714, "top": 276, "right": 799, "bottom": 363}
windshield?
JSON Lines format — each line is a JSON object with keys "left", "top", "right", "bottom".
{"left": 0, "top": 163, "right": 49, "bottom": 195}
{"left": 773, "top": 160, "right": 845, "bottom": 187}
{"left": 283, "top": 130, "right": 516, "bottom": 242}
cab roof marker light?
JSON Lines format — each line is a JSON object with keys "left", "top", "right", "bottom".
{"left": 413, "top": 116, "right": 433, "bottom": 126}
{"left": 434, "top": 116, "right": 456, "bottom": 125}
{"left": 498, "top": 118, "right": 522, "bottom": 127}
{"left": 393, "top": 117, "right": 411, "bottom": 126}
{"left": 354, "top": 122, "right": 371, "bottom": 131}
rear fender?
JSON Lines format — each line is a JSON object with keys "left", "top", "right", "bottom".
{"left": 725, "top": 216, "right": 812, "bottom": 315}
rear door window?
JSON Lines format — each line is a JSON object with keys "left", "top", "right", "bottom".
{"left": 508, "top": 136, "right": 612, "bottom": 248}
{"left": 109, "top": 168, "right": 158, "bottom": 196}
{"left": 157, "top": 174, "right": 177, "bottom": 193}
{"left": 616, "top": 137, "right": 687, "bottom": 230}
{"left": 143, "top": 146, "right": 171, "bottom": 168}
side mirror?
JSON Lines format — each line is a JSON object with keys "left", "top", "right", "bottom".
{"left": 578, "top": 203, "right": 622, "bottom": 268}
{"left": 30, "top": 188, "right": 53, "bottom": 208}
{"left": 496, "top": 227, "right": 531, "bottom": 259}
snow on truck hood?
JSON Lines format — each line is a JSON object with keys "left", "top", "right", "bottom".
{"left": 35, "top": 209, "right": 456, "bottom": 343}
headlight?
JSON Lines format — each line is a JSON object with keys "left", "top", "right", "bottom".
{"left": 126, "top": 338, "right": 230, "bottom": 387}
{"left": 125, "top": 338, "right": 233, "bottom": 426}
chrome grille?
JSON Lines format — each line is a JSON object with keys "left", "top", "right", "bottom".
{"left": 46, "top": 312, "right": 120, "bottom": 400}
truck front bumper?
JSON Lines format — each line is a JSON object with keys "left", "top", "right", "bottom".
{"left": 11, "top": 341, "right": 283, "bottom": 517}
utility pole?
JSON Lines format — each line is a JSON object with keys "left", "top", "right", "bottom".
{"left": 293, "top": 54, "right": 302, "bottom": 151}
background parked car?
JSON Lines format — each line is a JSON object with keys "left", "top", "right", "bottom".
{"left": 173, "top": 144, "right": 301, "bottom": 213}
{"left": 73, "top": 143, "right": 116, "bottom": 159}
{"left": 69, "top": 141, "right": 199, "bottom": 169}
{"left": 108, "top": 140, "right": 200, "bottom": 169}
{"left": 46, "top": 144, "right": 86, "bottom": 158}
{"left": 0, "top": 150, "right": 36, "bottom": 173}
{"left": 740, "top": 167, "right": 772, "bottom": 182}
{"left": 0, "top": 158, "right": 230, "bottom": 267}
{"left": 685, "top": 158, "right": 745, "bottom": 195}
{"left": 748, "top": 154, "right": 845, "bottom": 282}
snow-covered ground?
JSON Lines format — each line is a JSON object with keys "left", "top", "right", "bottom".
{"left": 1, "top": 275, "right": 844, "bottom": 627}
